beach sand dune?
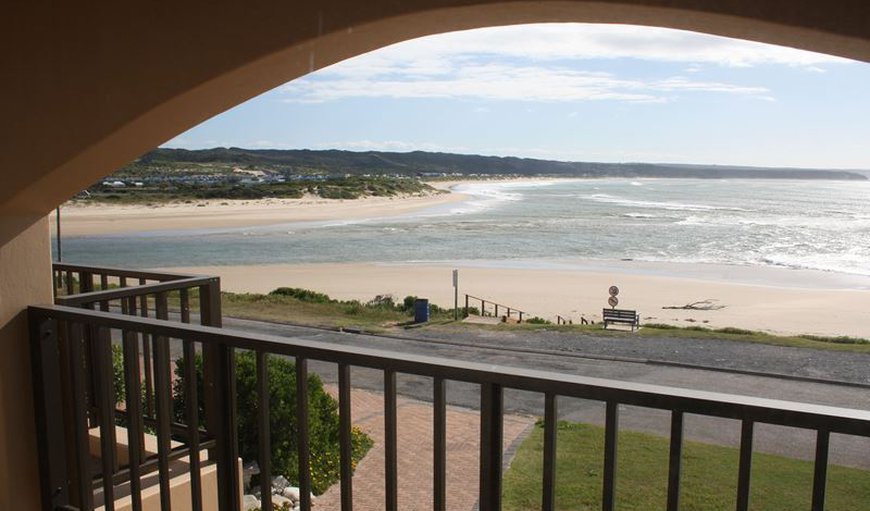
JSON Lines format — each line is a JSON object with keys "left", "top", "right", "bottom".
{"left": 52, "top": 191, "right": 467, "bottom": 236}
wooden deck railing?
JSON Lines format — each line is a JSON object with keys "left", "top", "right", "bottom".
{"left": 30, "top": 298, "right": 870, "bottom": 511}
{"left": 464, "top": 294, "right": 526, "bottom": 322}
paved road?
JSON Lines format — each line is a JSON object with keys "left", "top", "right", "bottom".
{"left": 222, "top": 317, "right": 870, "bottom": 468}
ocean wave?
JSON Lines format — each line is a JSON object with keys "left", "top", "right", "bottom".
{"left": 583, "top": 193, "right": 751, "bottom": 212}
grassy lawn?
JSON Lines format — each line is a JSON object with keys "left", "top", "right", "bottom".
{"left": 157, "top": 285, "right": 870, "bottom": 353}
{"left": 503, "top": 421, "right": 870, "bottom": 511}
{"left": 429, "top": 320, "right": 870, "bottom": 353}
{"left": 220, "top": 289, "right": 455, "bottom": 332}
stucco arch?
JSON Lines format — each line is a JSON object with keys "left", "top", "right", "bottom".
{"left": 4, "top": 1, "right": 870, "bottom": 218}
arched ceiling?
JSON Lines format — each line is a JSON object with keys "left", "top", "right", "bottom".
{"left": 3, "top": 0, "right": 869, "bottom": 216}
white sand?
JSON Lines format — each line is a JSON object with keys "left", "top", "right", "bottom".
{"left": 164, "top": 261, "right": 870, "bottom": 339}
{"left": 52, "top": 191, "right": 467, "bottom": 236}
{"left": 56, "top": 180, "right": 870, "bottom": 338}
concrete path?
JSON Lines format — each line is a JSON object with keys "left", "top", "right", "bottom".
{"left": 316, "top": 385, "right": 534, "bottom": 511}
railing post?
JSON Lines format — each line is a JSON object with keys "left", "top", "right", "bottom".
{"left": 736, "top": 420, "right": 754, "bottom": 511}
{"left": 542, "top": 393, "right": 558, "bottom": 511}
{"left": 465, "top": 294, "right": 469, "bottom": 317}
{"left": 479, "top": 383, "right": 503, "bottom": 511}
{"left": 602, "top": 401, "right": 619, "bottom": 511}
{"left": 199, "top": 278, "right": 223, "bottom": 328}
{"left": 29, "top": 312, "right": 70, "bottom": 511}
{"left": 199, "top": 277, "right": 237, "bottom": 510}
{"left": 434, "top": 377, "right": 447, "bottom": 511}
{"left": 666, "top": 411, "right": 684, "bottom": 511}
{"left": 812, "top": 429, "right": 830, "bottom": 511}
{"left": 205, "top": 342, "right": 240, "bottom": 511}
{"left": 385, "top": 369, "right": 398, "bottom": 511}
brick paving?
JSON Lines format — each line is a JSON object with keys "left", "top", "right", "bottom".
{"left": 316, "top": 386, "right": 535, "bottom": 511}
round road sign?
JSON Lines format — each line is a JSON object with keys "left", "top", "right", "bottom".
{"left": 609, "top": 285, "right": 619, "bottom": 297}
{"left": 608, "top": 296, "right": 619, "bottom": 308}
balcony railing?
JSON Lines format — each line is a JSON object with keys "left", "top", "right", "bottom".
{"left": 31, "top": 265, "right": 870, "bottom": 511}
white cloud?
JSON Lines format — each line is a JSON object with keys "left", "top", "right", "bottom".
{"left": 282, "top": 64, "right": 770, "bottom": 104}
{"left": 277, "top": 24, "right": 821, "bottom": 104}
{"left": 339, "top": 24, "right": 850, "bottom": 68}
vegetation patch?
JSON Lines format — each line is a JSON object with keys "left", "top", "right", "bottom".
{"left": 222, "top": 289, "right": 454, "bottom": 331}
{"left": 503, "top": 420, "right": 870, "bottom": 510}
{"left": 172, "top": 352, "right": 372, "bottom": 495}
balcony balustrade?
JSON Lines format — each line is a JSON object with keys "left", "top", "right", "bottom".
{"left": 30, "top": 264, "right": 870, "bottom": 511}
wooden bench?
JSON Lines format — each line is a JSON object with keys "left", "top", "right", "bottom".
{"left": 602, "top": 308, "right": 640, "bottom": 331}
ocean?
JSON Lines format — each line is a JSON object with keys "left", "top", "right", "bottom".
{"left": 58, "top": 178, "right": 870, "bottom": 280}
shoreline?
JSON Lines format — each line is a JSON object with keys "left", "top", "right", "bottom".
{"left": 161, "top": 261, "right": 870, "bottom": 339}
{"left": 51, "top": 188, "right": 471, "bottom": 236}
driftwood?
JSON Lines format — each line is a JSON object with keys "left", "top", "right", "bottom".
{"left": 662, "top": 299, "right": 725, "bottom": 311}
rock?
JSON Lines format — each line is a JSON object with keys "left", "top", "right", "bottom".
{"left": 283, "top": 486, "right": 300, "bottom": 501}
{"left": 272, "top": 475, "right": 292, "bottom": 494}
{"left": 272, "top": 494, "right": 293, "bottom": 510}
{"left": 242, "top": 494, "right": 260, "bottom": 511}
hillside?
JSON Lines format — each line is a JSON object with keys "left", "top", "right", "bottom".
{"left": 122, "top": 147, "right": 869, "bottom": 181}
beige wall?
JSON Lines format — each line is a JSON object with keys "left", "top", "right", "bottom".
{"left": 0, "top": 216, "right": 52, "bottom": 510}
{"left": 2, "top": 1, "right": 870, "bottom": 509}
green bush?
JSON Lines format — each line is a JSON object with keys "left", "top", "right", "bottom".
{"left": 172, "top": 352, "right": 372, "bottom": 494}
{"left": 112, "top": 344, "right": 125, "bottom": 403}
{"left": 365, "top": 294, "right": 395, "bottom": 309}
{"left": 269, "top": 287, "right": 333, "bottom": 303}
{"left": 524, "top": 316, "right": 552, "bottom": 325}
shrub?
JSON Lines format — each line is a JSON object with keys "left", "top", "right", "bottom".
{"left": 401, "top": 295, "right": 417, "bottom": 312}
{"left": 365, "top": 294, "right": 395, "bottom": 309}
{"left": 525, "top": 316, "right": 552, "bottom": 325}
{"left": 269, "top": 287, "right": 333, "bottom": 303}
{"left": 799, "top": 334, "right": 870, "bottom": 345}
{"left": 112, "top": 344, "right": 125, "bottom": 404}
{"left": 172, "top": 352, "right": 372, "bottom": 494}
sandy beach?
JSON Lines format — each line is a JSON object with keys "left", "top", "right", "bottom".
{"left": 164, "top": 261, "right": 870, "bottom": 339}
{"left": 52, "top": 190, "right": 468, "bottom": 236}
{"left": 56, "top": 179, "right": 870, "bottom": 338}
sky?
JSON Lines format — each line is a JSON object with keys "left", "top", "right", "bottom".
{"left": 164, "top": 23, "right": 870, "bottom": 170}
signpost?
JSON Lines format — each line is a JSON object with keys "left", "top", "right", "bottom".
{"left": 608, "top": 285, "right": 619, "bottom": 309}
{"left": 453, "top": 269, "right": 459, "bottom": 320}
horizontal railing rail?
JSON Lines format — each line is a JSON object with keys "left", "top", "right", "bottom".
{"left": 464, "top": 293, "right": 526, "bottom": 322}
{"left": 30, "top": 303, "right": 870, "bottom": 511}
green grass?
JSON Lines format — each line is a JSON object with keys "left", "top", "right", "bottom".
{"left": 503, "top": 421, "right": 870, "bottom": 511}
{"left": 221, "top": 290, "right": 455, "bottom": 331}
{"left": 429, "top": 320, "right": 870, "bottom": 353}
{"left": 78, "top": 176, "right": 437, "bottom": 204}
{"left": 639, "top": 323, "right": 870, "bottom": 352}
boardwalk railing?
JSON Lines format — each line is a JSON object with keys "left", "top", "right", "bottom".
{"left": 464, "top": 294, "right": 526, "bottom": 322}
{"left": 30, "top": 301, "right": 870, "bottom": 511}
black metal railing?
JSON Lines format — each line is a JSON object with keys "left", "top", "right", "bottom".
{"left": 30, "top": 302, "right": 870, "bottom": 511}
{"left": 41, "top": 263, "right": 223, "bottom": 511}
{"left": 464, "top": 294, "right": 526, "bottom": 322}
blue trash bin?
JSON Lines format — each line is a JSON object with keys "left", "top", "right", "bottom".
{"left": 414, "top": 298, "right": 430, "bottom": 323}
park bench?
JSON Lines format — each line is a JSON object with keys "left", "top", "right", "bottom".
{"left": 602, "top": 308, "right": 640, "bottom": 331}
